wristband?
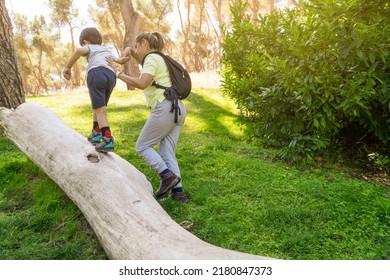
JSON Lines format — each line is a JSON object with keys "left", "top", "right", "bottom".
{"left": 115, "top": 70, "right": 121, "bottom": 78}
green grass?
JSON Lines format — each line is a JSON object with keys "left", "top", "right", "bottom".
{"left": 1, "top": 88, "right": 389, "bottom": 259}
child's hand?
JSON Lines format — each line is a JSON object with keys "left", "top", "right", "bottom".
{"left": 114, "top": 48, "right": 132, "bottom": 65}
{"left": 130, "top": 47, "right": 137, "bottom": 57}
{"left": 62, "top": 67, "right": 71, "bottom": 80}
{"left": 130, "top": 47, "right": 142, "bottom": 62}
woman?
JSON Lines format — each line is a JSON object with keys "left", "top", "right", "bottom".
{"left": 108, "top": 32, "right": 188, "bottom": 203}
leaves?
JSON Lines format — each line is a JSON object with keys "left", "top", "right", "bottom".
{"left": 222, "top": 0, "right": 390, "bottom": 160}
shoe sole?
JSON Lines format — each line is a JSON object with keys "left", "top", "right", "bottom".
{"left": 88, "top": 140, "right": 101, "bottom": 146}
{"left": 171, "top": 195, "right": 189, "bottom": 203}
{"left": 95, "top": 147, "right": 114, "bottom": 153}
{"left": 155, "top": 177, "right": 181, "bottom": 198}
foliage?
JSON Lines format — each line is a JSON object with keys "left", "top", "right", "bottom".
{"left": 90, "top": 0, "right": 173, "bottom": 54}
{"left": 9, "top": 0, "right": 234, "bottom": 93}
{"left": 90, "top": 0, "right": 125, "bottom": 54}
{"left": 221, "top": 0, "right": 390, "bottom": 160}
{"left": 1, "top": 89, "right": 389, "bottom": 260}
{"left": 48, "top": 0, "right": 79, "bottom": 26}
{"left": 171, "top": 0, "right": 233, "bottom": 72}
{"left": 135, "top": 0, "right": 173, "bottom": 33}
{"left": 13, "top": 14, "right": 65, "bottom": 95}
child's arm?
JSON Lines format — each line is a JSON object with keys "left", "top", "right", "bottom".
{"left": 106, "top": 56, "right": 152, "bottom": 89}
{"left": 114, "top": 47, "right": 132, "bottom": 64}
{"left": 62, "top": 46, "right": 89, "bottom": 80}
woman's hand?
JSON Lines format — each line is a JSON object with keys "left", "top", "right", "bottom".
{"left": 106, "top": 56, "right": 122, "bottom": 77}
{"left": 106, "top": 56, "right": 117, "bottom": 71}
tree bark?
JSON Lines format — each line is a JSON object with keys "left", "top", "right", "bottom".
{"left": 176, "top": 0, "right": 196, "bottom": 71}
{"left": 0, "top": 0, "right": 25, "bottom": 109}
{"left": 251, "top": 0, "right": 260, "bottom": 22}
{"left": 290, "top": 0, "right": 300, "bottom": 7}
{"left": 0, "top": 102, "right": 273, "bottom": 260}
{"left": 69, "top": 22, "right": 81, "bottom": 87}
{"left": 119, "top": 0, "right": 144, "bottom": 90}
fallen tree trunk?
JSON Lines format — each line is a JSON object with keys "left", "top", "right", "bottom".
{"left": 0, "top": 102, "right": 273, "bottom": 260}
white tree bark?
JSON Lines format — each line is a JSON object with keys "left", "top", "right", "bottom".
{"left": 0, "top": 102, "right": 273, "bottom": 260}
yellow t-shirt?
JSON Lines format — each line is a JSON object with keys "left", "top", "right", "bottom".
{"left": 141, "top": 53, "right": 171, "bottom": 108}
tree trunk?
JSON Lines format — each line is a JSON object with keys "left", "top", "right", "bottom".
{"left": 119, "top": 0, "right": 144, "bottom": 90}
{"left": 251, "top": 0, "right": 260, "bottom": 22}
{"left": 0, "top": 0, "right": 25, "bottom": 109}
{"left": 69, "top": 22, "right": 81, "bottom": 87}
{"left": 0, "top": 102, "right": 273, "bottom": 260}
{"left": 269, "top": 0, "right": 276, "bottom": 13}
{"left": 177, "top": 0, "right": 193, "bottom": 71}
{"left": 290, "top": 0, "right": 300, "bottom": 7}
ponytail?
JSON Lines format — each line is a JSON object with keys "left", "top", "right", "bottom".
{"left": 136, "top": 32, "right": 165, "bottom": 51}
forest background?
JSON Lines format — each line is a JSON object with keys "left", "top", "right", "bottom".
{"left": 5, "top": 0, "right": 389, "bottom": 168}
{"left": 5, "top": 0, "right": 292, "bottom": 95}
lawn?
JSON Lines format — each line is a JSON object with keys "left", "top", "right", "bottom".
{"left": 0, "top": 88, "right": 389, "bottom": 259}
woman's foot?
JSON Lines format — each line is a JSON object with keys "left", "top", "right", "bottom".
{"left": 170, "top": 191, "right": 189, "bottom": 203}
{"left": 155, "top": 171, "right": 181, "bottom": 197}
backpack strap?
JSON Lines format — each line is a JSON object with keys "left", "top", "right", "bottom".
{"left": 162, "top": 86, "right": 181, "bottom": 123}
{"left": 151, "top": 80, "right": 167, "bottom": 90}
{"left": 143, "top": 53, "right": 181, "bottom": 123}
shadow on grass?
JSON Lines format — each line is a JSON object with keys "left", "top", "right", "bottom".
{"left": 64, "top": 90, "right": 242, "bottom": 137}
{"left": 184, "top": 90, "right": 243, "bottom": 139}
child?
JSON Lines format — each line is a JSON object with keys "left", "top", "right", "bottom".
{"left": 62, "top": 27, "right": 117, "bottom": 152}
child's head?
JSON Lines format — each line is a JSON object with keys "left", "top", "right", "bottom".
{"left": 135, "top": 32, "right": 164, "bottom": 52}
{"left": 79, "top": 27, "right": 102, "bottom": 46}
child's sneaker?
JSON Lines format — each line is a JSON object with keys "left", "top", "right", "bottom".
{"left": 88, "top": 129, "right": 102, "bottom": 145}
{"left": 95, "top": 136, "right": 114, "bottom": 152}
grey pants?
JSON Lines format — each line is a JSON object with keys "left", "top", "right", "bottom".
{"left": 136, "top": 98, "right": 186, "bottom": 188}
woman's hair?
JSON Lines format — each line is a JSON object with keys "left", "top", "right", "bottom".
{"left": 135, "top": 32, "right": 164, "bottom": 51}
{"left": 79, "top": 27, "right": 102, "bottom": 45}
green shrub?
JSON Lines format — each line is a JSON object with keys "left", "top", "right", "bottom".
{"left": 221, "top": 0, "right": 390, "bottom": 160}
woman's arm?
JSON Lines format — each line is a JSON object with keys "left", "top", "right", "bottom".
{"left": 117, "top": 72, "right": 153, "bottom": 90}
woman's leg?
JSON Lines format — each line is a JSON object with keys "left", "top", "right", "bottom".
{"left": 136, "top": 99, "right": 186, "bottom": 198}
{"left": 158, "top": 100, "right": 186, "bottom": 190}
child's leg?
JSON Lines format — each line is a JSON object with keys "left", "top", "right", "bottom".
{"left": 92, "top": 112, "right": 100, "bottom": 131}
{"left": 88, "top": 111, "right": 102, "bottom": 145}
{"left": 94, "top": 106, "right": 109, "bottom": 134}
{"left": 94, "top": 105, "right": 114, "bottom": 152}
{"left": 86, "top": 67, "right": 116, "bottom": 152}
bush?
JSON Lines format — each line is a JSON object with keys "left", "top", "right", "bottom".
{"left": 221, "top": 0, "right": 390, "bottom": 160}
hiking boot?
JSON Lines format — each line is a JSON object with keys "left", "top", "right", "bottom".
{"left": 171, "top": 191, "right": 189, "bottom": 203}
{"left": 88, "top": 129, "right": 102, "bottom": 145}
{"left": 95, "top": 136, "right": 114, "bottom": 152}
{"left": 155, "top": 172, "right": 181, "bottom": 198}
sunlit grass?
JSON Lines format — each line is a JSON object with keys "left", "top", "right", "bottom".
{"left": 0, "top": 88, "right": 389, "bottom": 259}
